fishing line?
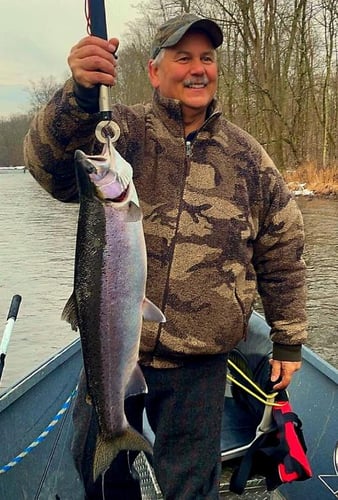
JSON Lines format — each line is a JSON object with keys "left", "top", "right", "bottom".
{"left": 101, "top": 469, "right": 107, "bottom": 500}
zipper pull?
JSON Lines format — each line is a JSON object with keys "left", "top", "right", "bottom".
{"left": 185, "top": 140, "right": 192, "bottom": 176}
{"left": 185, "top": 140, "right": 192, "bottom": 158}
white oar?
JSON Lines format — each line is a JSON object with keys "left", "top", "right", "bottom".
{"left": 0, "top": 294, "right": 22, "bottom": 382}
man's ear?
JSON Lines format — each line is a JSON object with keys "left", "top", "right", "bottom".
{"left": 148, "top": 60, "right": 160, "bottom": 89}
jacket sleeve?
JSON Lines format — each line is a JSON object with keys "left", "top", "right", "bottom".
{"left": 24, "top": 79, "right": 146, "bottom": 202}
{"left": 23, "top": 78, "right": 101, "bottom": 202}
{"left": 253, "top": 148, "right": 308, "bottom": 362}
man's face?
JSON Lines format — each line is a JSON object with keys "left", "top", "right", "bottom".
{"left": 148, "top": 30, "right": 218, "bottom": 115}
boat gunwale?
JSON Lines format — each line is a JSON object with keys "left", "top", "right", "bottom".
{"left": 251, "top": 311, "right": 338, "bottom": 384}
{"left": 0, "top": 338, "right": 81, "bottom": 411}
{"left": 0, "top": 317, "right": 337, "bottom": 412}
{"left": 301, "top": 344, "right": 338, "bottom": 384}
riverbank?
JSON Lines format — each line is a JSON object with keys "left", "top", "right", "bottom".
{"left": 284, "top": 162, "right": 338, "bottom": 197}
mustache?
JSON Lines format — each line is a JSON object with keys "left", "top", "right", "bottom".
{"left": 183, "top": 76, "right": 209, "bottom": 87}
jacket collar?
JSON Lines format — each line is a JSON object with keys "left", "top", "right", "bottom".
{"left": 152, "top": 90, "right": 222, "bottom": 138}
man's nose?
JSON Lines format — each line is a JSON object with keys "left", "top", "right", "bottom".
{"left": 190, "top": 58, "right": 205, "bottom": 74}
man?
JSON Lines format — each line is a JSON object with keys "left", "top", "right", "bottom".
{"left": 24, "top": 13, "right": 307, "bottom": 500}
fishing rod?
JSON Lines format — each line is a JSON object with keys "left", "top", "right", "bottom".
{"left": 86, "top": 0, "right": 108, "bottom": 40}
{"left": 0, "top": 294, "right": 22, "bottom": 382}
{"left": 86, "top": 0, "right": 120, "bottom": 144}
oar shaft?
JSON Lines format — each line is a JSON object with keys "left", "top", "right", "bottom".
{"left": 0, "top": 317, "right": 16, "bottom": 356}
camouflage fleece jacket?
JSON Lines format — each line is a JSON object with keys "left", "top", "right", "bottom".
{"left": 24, "top": 78, "right": 307, "bottom": 368}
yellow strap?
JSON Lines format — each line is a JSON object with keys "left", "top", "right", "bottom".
{"left": 226, "top": 374, "right": 284, "bottom": 407}
{"left": 227, "top": 358, "right": 285, "bottom": 407}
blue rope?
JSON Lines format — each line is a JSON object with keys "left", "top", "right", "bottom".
{"left": 0, "top": 386, "right": 78, "bottom": 474}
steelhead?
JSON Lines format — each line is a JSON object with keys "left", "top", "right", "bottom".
{"left": 62, "top": 144, "right": 165, "bottom": 481}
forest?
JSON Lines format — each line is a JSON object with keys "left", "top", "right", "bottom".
{"left": 0, "top": 0, "right": 337, "bottom": 181}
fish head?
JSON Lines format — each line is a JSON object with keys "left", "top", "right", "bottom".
{"left": 74, "top": 149, "right": 98, "bottom": 199}
{"left": 74, "top": 146, "right": 135, "bottom": 203}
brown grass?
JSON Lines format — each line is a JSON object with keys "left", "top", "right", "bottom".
{"left": 284, "top": 161, "right": 338, "bottom": 196}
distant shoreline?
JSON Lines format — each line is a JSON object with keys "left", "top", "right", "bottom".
{"left": 284, "top": 163, "right": 338, "bottom": 198}
{"left": 0, "top": 166, "right": 26, "bottom": 173}
{"left": 287, "top": 181, "right": 338, "bottom": 198}
{"left": 1, "top": 165, "right": 337, "bottom": 196}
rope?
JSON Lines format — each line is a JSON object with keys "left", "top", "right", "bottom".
{"left": 227, "top": 359, "right": 285, "bottom": 407}
{"left": 0, "top": 386, "right": 78, "bottom": 474}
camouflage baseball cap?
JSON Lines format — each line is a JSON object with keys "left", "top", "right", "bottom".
{"left": 151, "top": 13, "right": 223, "bottom": 58}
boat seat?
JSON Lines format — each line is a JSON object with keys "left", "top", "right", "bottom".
{"left": 221, "top": 395, "right": 259, "bottom": 454}
{"left": 143, "top": 311, "right": 275, "bottom": 462}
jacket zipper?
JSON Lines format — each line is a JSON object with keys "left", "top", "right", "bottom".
{"left": 184, "top": 110, "right": 220, "bottom": 174}
{"left": 153, "top": 112, "right": 221, "bottom": 357}
{"left": 185, "top": 140, "right": 192, "bottom": 176}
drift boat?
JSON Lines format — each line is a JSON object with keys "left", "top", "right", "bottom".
{"left": 0, "top": 311, "right": 337, "bottom": 499}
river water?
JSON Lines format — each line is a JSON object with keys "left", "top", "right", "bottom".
{"left": 0, "top": 172, "right": 337, "bottom": 390}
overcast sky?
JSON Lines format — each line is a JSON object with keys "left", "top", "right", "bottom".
{"left": 0, "top": 0, "right": 139, "bottom": 116}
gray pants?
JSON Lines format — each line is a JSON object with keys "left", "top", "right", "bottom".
{"left": 72, "top": 354, "right": 227, "bottom": 499}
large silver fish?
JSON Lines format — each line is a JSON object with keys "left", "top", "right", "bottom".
{"left": 62, "top": 142, "right": 165, "bottom": 481}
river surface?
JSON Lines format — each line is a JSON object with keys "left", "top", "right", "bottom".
{"left": 0, "top": 172, "right": 337, "bottom": 390}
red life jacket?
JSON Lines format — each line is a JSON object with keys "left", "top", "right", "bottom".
{"left": 274, "top": 401, "right": 312, "bottom": 483}
{"left": 229, "top": 399, "right": 312, "bottom": 493}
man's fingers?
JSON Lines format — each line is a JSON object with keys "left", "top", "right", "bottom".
{"left": 269, "top": 360, "right": 302, "bottom": 390}
{"left": 68, "top": 36, "right": 119, "bottom": 88}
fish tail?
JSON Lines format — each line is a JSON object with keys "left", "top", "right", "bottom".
{"left": 93, "top": 426, "right": 153, "bottom": 482}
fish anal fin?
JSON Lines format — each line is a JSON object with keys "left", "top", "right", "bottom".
{"left": 142, "top": 298, "right": 166, "bottom": 323}
{"left": 125, "top": 364, "right": 147, "bottom": 399}
{"left": 61, "top": 292, "right": 79, "bottom": 331}
{"left": 93, "top": 427, "right": 153, "bottom": 482}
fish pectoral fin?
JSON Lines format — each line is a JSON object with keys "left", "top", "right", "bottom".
{"left": 126, "top": 364, "right": 147, "bottom": 398}
{"left": 93, "top": 427, "right": 153, "bottom": 482}
{"left": 126, "top": 201, "right": 142, "bottom": 223}
{"left": 125, "top": 180, "right": 142, "bottom": 222}
{"left": 61, "top": 292, "right": 79, "bottom": 331}
{"left": 142, "top": 298, "right": 166, "bottom": 323}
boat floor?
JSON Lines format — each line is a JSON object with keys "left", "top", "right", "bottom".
{"left": 134, "top": 450, "right": 277, "bottom": 499}
{"left": 219, "top": 466, "right": 276, "bottom": 499}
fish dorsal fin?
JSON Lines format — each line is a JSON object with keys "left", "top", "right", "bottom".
{"left": 125, "top": 364, "right": 147, "bottom": 399}
{"left": 142, "top": 298, "right": 166, "bottom": 323}
{"left": 61, "top": 292, "right": 79, "bottom": 331}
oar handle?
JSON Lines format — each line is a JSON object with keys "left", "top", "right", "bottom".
{"left": 7, "top": 294, "right": 22, "bottom": 321}
{"left": 0, "top": 295, "right": 22, "bottom": 382}
{"left": 0, "top": 294, "right": 22, "bottom": 357}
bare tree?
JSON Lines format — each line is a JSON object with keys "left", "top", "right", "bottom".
{"left": 0, "top": 114, "right": 31, "bottom": 167}
{"left": 320, "top": 0, "right": 337, "bottom": 166}
{"left": 2, "top": 0, "right": 337, "bottom": 169}
{"left": 25, "top": 76, "right": 62, "bottom": 113}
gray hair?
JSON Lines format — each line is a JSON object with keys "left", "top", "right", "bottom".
{"left": 150, "top": 48, "right": 166, "bottom": 68}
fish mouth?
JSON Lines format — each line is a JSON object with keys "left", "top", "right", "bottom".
{"left": 104, "top": 186, "right": 129, "bottom": 203}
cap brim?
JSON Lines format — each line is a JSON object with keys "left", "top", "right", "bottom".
{"left": 161, "top": 19, "right": 223, "bottom": 50}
